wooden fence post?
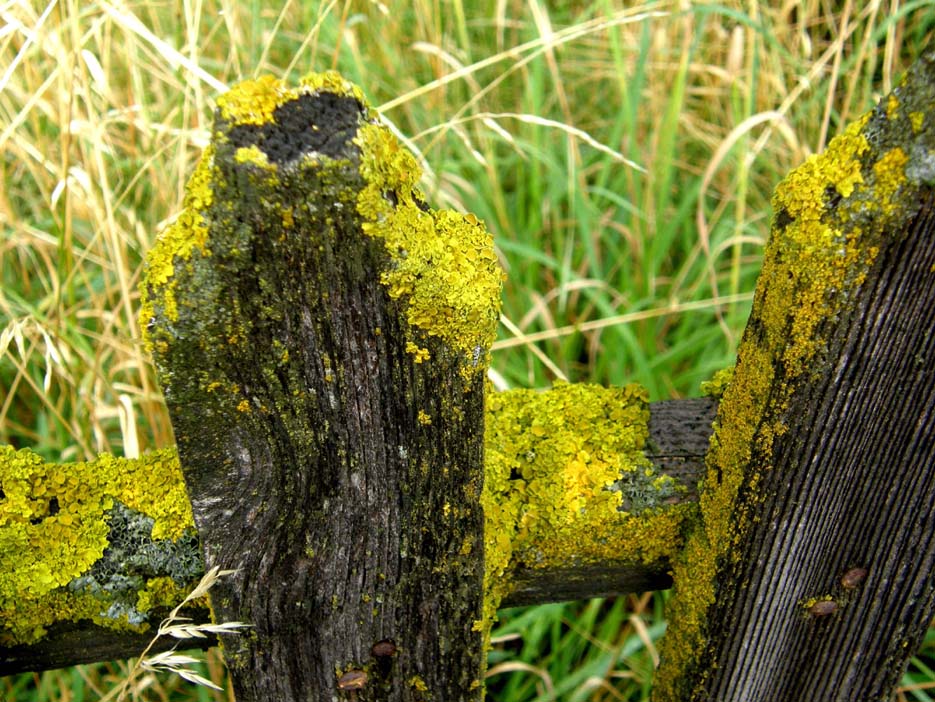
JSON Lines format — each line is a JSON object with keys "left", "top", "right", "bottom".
{"left": 142, "top": 73, "right": 502, "bottom": 701}
{"left": 654, "top": 47, "right": 935, "bottom": 700}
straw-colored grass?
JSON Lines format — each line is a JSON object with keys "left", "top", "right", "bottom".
{"left": 2, "top": 1, "right": 934, "bottom": 699}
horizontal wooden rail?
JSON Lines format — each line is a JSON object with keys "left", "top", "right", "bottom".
{"left": 0, "top": 397, "right": 714, "bottom": 675}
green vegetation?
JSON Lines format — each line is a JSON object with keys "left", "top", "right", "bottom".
{"left": 2, "top": 1, "right": 934, "bottom": 700}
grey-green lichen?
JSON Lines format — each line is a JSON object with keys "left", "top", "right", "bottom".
{"left": 654, "top": 56, "right": 935, "bottom": 700}
{"left": 0, "top": 446, "right": 199, "bottom": 645}
{"left": 480, "top": 381, "right": 693, "bottom": 639}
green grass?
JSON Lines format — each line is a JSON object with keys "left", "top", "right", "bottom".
{"left": 2, "top": 1, "right": 935, "bottom": 699}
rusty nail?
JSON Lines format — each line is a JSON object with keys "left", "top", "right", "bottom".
{"left": 338, "top": 669, "right": 367, "bottom": 690}
{"left": 841, "top": 567, "right": 868, "bottom": 589}
{"left": 810, "top": 599, "right": 838, "bottom": 617}
{"left": 372, "top": 639, "right": 397, "bottom": 658}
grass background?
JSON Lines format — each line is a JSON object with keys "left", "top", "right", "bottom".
{"left": 2, "top": 0, "right": 935, "bottom": 699}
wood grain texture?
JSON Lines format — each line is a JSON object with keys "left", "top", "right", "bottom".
{"left": 702, "top": 192, "right": 935, "bottom": 701}
{"left": 655, "top": 46, "right": 935, "bottom": 702}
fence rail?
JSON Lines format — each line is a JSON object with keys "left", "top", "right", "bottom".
{"left": 0, "top": 397, "right": 714, "bottom": 675}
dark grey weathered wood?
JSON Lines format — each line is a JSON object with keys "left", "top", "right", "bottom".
{"left": 0, "top": 608, "right": 210, "bottom": 675}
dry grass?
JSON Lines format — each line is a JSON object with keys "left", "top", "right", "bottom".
{"left": 2, "top": 0, "right": 934, "bottom": 699}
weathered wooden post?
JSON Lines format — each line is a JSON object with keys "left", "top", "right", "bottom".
{"left": 141, "top": 73, "right": 502, "bottom": 700}
{"left": 655, "top": 49, "right": 935, "bottom": 700}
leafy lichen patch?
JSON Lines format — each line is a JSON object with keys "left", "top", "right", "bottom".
{"left": 3, "top": 376, "right": 696, "bottom": 649}
{"left": 139, "top": 146, "right": 216, "bottom": 333}
{"left": 0, "top": 446, "right": 197, "bottom": 644}
{"left": 354, "top": 122, "right": 503, "bottom": 380}
{"left": 216, "top": 74, "right": 298, "bottom": 126}
{"left": 480, "top": 382, "right": 691, "bottom": 637}
{"left": 655, "top": 58, "right": 935, "bottom": 699}
{"left": 699, "top": 366, "right": 734, "bottom": 400}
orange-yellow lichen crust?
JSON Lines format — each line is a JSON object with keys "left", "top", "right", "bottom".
{"left": 0, "top": 445, "right": 196, "bottom": 645}
{"left": 354, "top": 122, "right": 502, "bottom": 380}
{"left": 654, "top": 61, "right": 934, "bottom": 699}
{"left": 480, "top": 382, "right": 692, "bottom": 638}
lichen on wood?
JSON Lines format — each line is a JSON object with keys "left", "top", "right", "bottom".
{"left": 141, "top": 71, "right": 502, "bottom": 701}
{"left": 0, "top": 394, "right": 714, "bottom": 673}
{"left": 482, "top": 382, "right": 695, "bottom": 635}
{"left": 0, "top": 446, "right": 197, "bottom": 645}
{"left": 2, "top": 68, "right": 719, "bottom": 688}
{"left": 654, "top": 49, "right": 935, "bottom": 701}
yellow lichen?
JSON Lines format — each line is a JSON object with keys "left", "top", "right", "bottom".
{"left": 872, "top": 147, "right": 909, "bottom": 216}
{"left": 136, "top": 576, "right": 190, "bottom": 614}
{"left": 0, "top": 446, "right": 195, "bottom": 644}
{"left": 480, "top": 381, "right": 690, "bottom": 641}
{"left": 408, "top": 675, "right": 429, "bottom": 693}
{"left": 139, "top": 145, "right": 216, "bottom": 337}
{"left": 234, "top": 144, "right": 274, "bottom": 168}
{"left": 655, "top": 83, "right": 920, "bottom": 699}
{"left": 699, "top": 366, "right": 734, "bottom": 399}
{"left": 299, "top": 72, "right": 367, "bottom": 104}
{"left": 886, "top": 93, "right": 900, "bottom": 119}
{"left": 354, "top": 122, "right": 503, "bottom": 380}
{"left": 216, "top": 74, "right": 299, "bottom": 126}
{"left": 755, "top": 114, "right": 871, "bottom": 379}
{"left": 3, "top": 375, "right": 692, "bottom": 650}
{"left": 405, "top": 341, "right": 431, "bottom": 363}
